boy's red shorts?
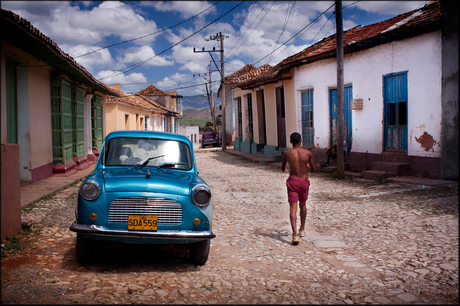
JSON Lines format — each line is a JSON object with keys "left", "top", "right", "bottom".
{"left": 286, "top": 176, "right": 310, "bottom": 203}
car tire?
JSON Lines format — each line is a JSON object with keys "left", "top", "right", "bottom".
{"left": 76, "top": 234, "right": 96, "bottom": 264}
{"left": 188, "top": 239, "right": 210, "bottom": 266}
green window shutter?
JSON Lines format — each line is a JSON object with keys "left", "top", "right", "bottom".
{"left": 92, "top": 95, "right": 103, "bottom": 150}
{"left": 72, "top": 86, "right": 85, "bottom": 157}
{"left": 6, "top": 61, "right": 18, "bottom": 144}
{"left": 51, "top": 77, "right": 73, "bottom": 164}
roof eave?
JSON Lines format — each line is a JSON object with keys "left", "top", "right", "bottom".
{"left": 1, "top": 14, "right": 119, "bottom": 97}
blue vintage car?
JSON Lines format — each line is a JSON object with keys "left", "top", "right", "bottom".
{"left": 70, "top": 130, "right": 215, "bottom": 265}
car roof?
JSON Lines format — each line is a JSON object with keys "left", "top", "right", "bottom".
{"left": 105, "top": 130, "right": 191, "bottom": 144}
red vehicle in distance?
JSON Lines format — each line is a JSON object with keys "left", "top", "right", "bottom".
{"left": 201, "top": 128, "right": 220, "bottom": 148}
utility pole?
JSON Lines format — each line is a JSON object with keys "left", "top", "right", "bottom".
{"left": 208, "top": 62, "right": 216, "bottom": 132}
{"left": 219, "top": 32, "right": 226, "bottom": 151}
{"left": 193, "top": 32, "right": 228, "bottom": 150}
{"left": 335, "top": 0, "right": 345, "bottom": 179}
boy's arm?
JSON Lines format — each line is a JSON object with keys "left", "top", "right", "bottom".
{"left": 308, "top": 153, "right": 317, "bottom": 173}
{"left": 281, "top": 153, "right": 288, "bottom": 173}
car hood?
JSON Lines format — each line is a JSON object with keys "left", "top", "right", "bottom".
{"left": 103, "top": 168, "right": 193, "bottom": 196}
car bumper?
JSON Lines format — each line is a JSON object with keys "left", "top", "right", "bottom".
{"left": 70, "top": 222, "right": 215, "bottom": 240}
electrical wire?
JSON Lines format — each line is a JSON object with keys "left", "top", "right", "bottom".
{"left": 227, "top": 1, "right": 276, "bottom": 60}
{"left": 99, "top": 1, "right": 245, "bottom": 80}
{"left": 75, "top": 1, "right": 221, "bottom": 60}
{"left": 226, "top": 1, "right": 270, "bottom": 57}
{"left": 21, "top": 1, "right": 221, "bottom": 69}
{"left": 252, "top": 2, "right": 335, "bottom": 66}
{"left": 270, "top": 7, "right": 334, "bottom": 63}
{"left": 268, "top": 1, "right": 296, "bottom": 63}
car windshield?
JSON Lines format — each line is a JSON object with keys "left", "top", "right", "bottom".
{"left": 103, "top": 137, "right": 192, "bottom": 170}
{"left": 203, "top": 132, "right": 216, "bottom": 138}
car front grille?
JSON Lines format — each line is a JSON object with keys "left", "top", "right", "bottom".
{"left": 108, "top": 197, "right": 183, "bottom": 225}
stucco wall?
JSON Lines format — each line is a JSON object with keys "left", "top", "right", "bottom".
{"left": 294, "top": 30, "right": 442, "bottom": 157}
{"left": 283, "top": 71, "right": 296, "bottom": 147}
{"left": 1, "top": 41, "right": 53, "bottom": 172}
{"left": 28, "top": 67, "right": 53, "bottom": 169}
{"left": 232, "top": 88, "right": 253, "bottom": 139}
{"left": 105, "top": 103, "right": 119, "bottom": 135}
{"left": 264, "top": 84, "right": 277, "bottom": 147}
{"left": 181, "top": 126, "right": 199, "bottom": 143}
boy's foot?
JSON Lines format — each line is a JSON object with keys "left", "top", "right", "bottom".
{"left": 292, "top": 235, "right": 300, "bottom": 245}
{"left": 299, "top": 230, "right": 306, "bottom": 237}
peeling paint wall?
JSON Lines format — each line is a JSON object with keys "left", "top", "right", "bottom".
{"left": 294, "top": 30, "right": 442, "bottom": 158}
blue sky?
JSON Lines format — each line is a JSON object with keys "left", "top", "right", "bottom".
{"left": 1, "top": 1, "right": 428, "bottom": 96}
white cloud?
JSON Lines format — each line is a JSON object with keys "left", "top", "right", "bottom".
{"left": 353, "top": 1, "right": 426, "bottom": 15}
{"left": 225, "top": 59, "right": 245, "bottom": 76}
{"left": 1, "top": 1, "right": 159, "bottom": 46}
{"left": 117, "top": 46, "right": 174, "bottom": 67}
{"left": 96, "top": 70, "right": 147, "bottom": 91}
{"left": 62, "top": 44, "right": 123, "bottom": 72}
{"left": 147, "top": 1, "right": 216, "bottom": 19}
{"left": 154, "top": 73, "right": 208, "bottom": 96}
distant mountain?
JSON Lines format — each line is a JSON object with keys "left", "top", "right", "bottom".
{"left": 180, "top": 94, "right": 221, "bottom": 110}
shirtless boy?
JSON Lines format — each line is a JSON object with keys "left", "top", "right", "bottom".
{"left": 281, "top": 132, "right": 317, "bottom": 245}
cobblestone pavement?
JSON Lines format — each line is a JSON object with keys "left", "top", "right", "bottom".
{"left": 1, "top": 150, "right": 458, "bottom": 304}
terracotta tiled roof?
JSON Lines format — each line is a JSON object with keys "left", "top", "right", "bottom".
{"left": 106, "top": 85, "right": 169, "bottom": 113}
{"left": 225, "top": 64, "right": 275, "bottom": 87}
{"left": 225, "top": 64, "right": 257, "bottom": 84}
{"left": 1, "top": 8, "right": 118, "bottom": 97}
{"left": 279, "top": 0, "right": 441, "bottom": 68}
{"left": 136, "top": 84, "right": 167, "bottom": 96}
{"left": 235, "top": 1, "right": 440, "bottom": 89}
{"left": 106, "top": 84, "right": 180, "bottom": 117}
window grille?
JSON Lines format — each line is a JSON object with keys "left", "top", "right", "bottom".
{"left": 301, "top": 89, "right": 314, "bottom": 148}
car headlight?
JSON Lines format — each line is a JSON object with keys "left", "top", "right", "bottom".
{"left": 79, "top": 180, "right": 100, "bottom": 201}
{"left": 192, "top": 186, "right": 212, "bottom": 207}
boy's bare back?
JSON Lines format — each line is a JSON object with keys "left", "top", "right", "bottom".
{"left": 281, "top": 147, "right": 317, "bottom": 179}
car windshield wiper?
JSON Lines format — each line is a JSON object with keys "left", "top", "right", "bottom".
{"left": 157, "top": 162, "right": 188, "bottom": 169}
{"left": 135, "top": 155, "right": 165, "bottom": 168}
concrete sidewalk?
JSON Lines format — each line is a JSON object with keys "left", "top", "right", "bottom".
{"left": 222, "top": 148, "right": 458, "bottom": 188}
{"left": 20, "top": 165, "right": 95, "bottom": 208}
{"left": 20, "top": 147, "right": 457, "bottom": 209}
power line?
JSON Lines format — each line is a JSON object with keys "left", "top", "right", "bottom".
{"left": 99, "top": 1, "right": 245, "bottom": 81}
{"left": 22, "top": 1, "right": 221, "bottom": 68}
{"left": 253, "top": 2, "right": 335, "bottom": 66}
{"left": 270, "top": 6, "right": 335, "bottom": 62}
{"left": 268, "top": 1, "right": 296, "bottom": 63}
{"left": 227, "top": 1, "right": 276, "bottom": 59}
{"left": 226, "top": 1, "right": 270, "bottom": 57}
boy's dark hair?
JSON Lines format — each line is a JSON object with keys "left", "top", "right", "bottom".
{"left": 290, "top": 132, "right": 301, "bottom": 144}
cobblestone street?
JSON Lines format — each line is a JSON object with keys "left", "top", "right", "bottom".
{"left": 1, "top": 150, "right": 458, "bottom": 304}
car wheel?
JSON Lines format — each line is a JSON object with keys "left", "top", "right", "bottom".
{"left": 188, "top": 239, "right": 210, "bottom": 266}
{"left": 76, "top": 234, "right": 96, "bottom": 264}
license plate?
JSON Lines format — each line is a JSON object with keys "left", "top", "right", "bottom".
{"left": 128, "top": 215, "right": 158, "bottom": 231}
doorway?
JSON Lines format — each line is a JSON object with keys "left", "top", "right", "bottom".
{"left": 383, "top": 72, "right": 408, "bottom": 152}
{"left": 329, "top": 84, "right": 353, "bottom": 153}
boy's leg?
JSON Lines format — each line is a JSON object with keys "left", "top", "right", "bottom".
{"left": 299, "top": 201, "right": 307, "bottom": 232}
{"left": 289, "top": 202, "right": 298, "bottom": 236}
